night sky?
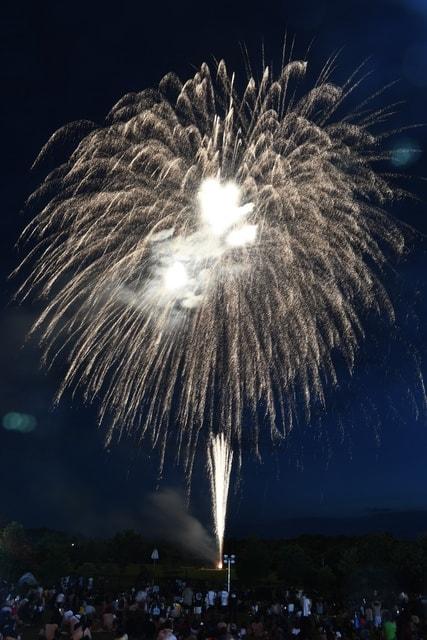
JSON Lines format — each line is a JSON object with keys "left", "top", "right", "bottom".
{"left": 1, "top": 0, "right": 426, "bottom": 539}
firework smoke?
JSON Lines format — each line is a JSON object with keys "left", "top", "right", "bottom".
{"left": 145, "top": 489, "right": 217, "bottom": 562}
{"left": 208, "top": 433, "right": 233, "bottom": 567}
{"left": 16, "top": 53, "right": 408, "bottom": 479}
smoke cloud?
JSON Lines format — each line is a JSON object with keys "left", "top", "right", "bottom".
{"left": 144, "top": 489, "right": 216, "bottom": 562}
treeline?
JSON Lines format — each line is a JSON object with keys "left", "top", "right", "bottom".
{"left": 2, "top": 522, "right": 427, "bottom": 599}
{"left": 232, "top": 534, "right": 427, "bottom": 598}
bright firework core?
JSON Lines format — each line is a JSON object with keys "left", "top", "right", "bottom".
{"left": 160, "top": 178, "right": 256, "bottom": 304}
{"left": 198, "top": 178, "right": 255, "bottom": 237}
{"left": 164, "top": 261, "right": 189, "bottom": 292}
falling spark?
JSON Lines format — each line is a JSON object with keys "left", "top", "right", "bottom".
{"left": 15, "top": 54, "right": 413, "bottom": 478}
{"left": 208, "top": 433, "right": 233, "bottom": 567}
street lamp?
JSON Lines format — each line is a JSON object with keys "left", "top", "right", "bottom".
{"left": 151, "top": 548, "right": 159, "bottom": 584}
{"left": 223, "top": 553, "right": 236, "bottom": 593}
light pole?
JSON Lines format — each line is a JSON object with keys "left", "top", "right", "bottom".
{"left": 223, "top": 553, "right": 236, "bottom": 593}
{"left": 151, "top": 548, "right": 159, "bottom": 583}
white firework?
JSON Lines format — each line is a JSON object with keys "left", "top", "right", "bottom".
{"left": 16, "top": 54, "right": 408, "bottom": 478}
{"left": 207, "top": 433, "right": 233, "bottom": 566}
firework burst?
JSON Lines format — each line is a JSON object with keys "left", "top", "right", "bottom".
{"left": 16, "top": 53, "right": 407, "bottom": 477}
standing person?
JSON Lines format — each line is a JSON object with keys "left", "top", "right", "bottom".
{"left": 158, "top": 623, "right": 178, "bottom": 640}
{"left": 168, "top": 601, "right": 182, "bottom": 620}
{"left": 55, "top": 593, "right": 65, "bottom": 607}
{"left": 72, "top": 620, "right": 92, "bottom": 640}
{"left": 182, "top": 586, "right": 193, "bottom": 612}
{"left": 43, "top": 608, "right": 62, "bottom": 640}
{"left": 288, "top": 591, "right": 297, "bottom": 615}
{"left": 206, "top": 589, "right": 216, "bottom": 609}
{"left": 220, "top": 588, "right": 229, "bottom": 609}
{"left": 69, "top": 613, "right": 81, "bottom": 634}
{"left": 383, "top": 615, "right": 397, "bottom": 640}
{"left": 135, "top": 588, "right": 147, "bottom": 605}
{"left": 373, "top": 600, "right": 382, "bottom": 628}
{"left": 150, "top": 600, "right": 161, "bottom": 618}
{"left": 114, "top": 626, "right": 129, "bottom": 640}
{"left": 1, "top": 611, "right": 19, "bottom": 640}
{"left": 102, "top": 604, "right": 115, "bottom": 631}
{"left": 229, "top": 590, "right": 238, "bottom": 617}
{"left": 251, "top": 618, "right": 264, "bottom": 638}
{"left": 301, "top": 594, "right": 311, "bottom": 617}
{"left": 194, "top": 591, "right": 203, "bottom": 616}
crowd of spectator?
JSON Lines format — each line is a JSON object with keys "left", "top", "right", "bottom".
{"left": 1, "top": 574, "right": 427, "bottom": 640}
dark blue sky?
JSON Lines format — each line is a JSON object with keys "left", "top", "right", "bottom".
{"left": 0, "top": 0, "right": 426, "bottom": 538}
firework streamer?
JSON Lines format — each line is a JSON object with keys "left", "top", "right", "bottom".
{"left": 207, "top": 433, "right": 233, "bottom": 567}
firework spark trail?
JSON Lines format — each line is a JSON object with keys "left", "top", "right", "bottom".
{"left": 208, "top": 433, "right": 233, "bottom": 567}
{"left": 15, "top": 55, "right": 411, "bottom": 478}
